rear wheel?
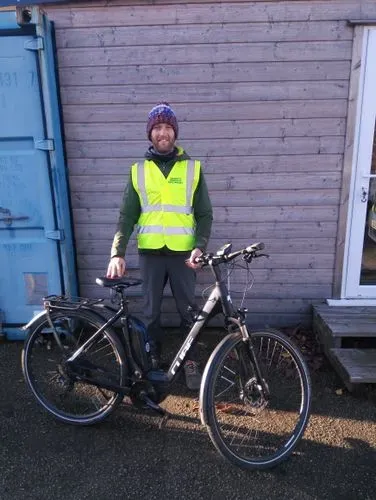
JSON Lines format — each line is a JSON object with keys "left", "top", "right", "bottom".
{"left": 200, "top": 330, "right": 311, "bottom": 470}
{"left": 22, "top": 309, "right": 127, "bottom": 425}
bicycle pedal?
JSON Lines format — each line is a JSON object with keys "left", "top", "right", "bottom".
{"left": 141, "top": 395, "right": 166, "bottom": 416}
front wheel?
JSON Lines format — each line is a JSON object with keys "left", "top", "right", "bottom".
{"left": 200, "top": 330, "right": 311, "bottom": 470}
{"left": 22, "top": 309, "right": 127, "bottom": 425}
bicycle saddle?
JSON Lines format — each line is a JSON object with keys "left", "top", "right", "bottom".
{"left": 96, "top": 277, "right": 143, "bottom": 288}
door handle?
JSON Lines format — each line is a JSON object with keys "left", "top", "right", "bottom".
{"left": 0, "top": 206, "right": 30, "bottom": 226}
{"left": 0, "top": 214, "right": 30, "bottom": 226}
{"left": 361, "top": 187, "right": 368, "bottom": 202}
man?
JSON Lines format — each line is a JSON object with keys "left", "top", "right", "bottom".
{"left": 107, "top": 102, "right": 213, "bottom": 390}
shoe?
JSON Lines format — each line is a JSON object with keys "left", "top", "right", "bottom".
{"left": 184, "top": 360, "right": 202, "bottom": 390}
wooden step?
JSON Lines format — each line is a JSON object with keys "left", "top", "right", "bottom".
{"left": 329, "top": 348, "right": 376, "bottom": 390}
{"left": 314, "top": 304, "right": 376, "bottom": 317}
{"left": 313, "top": 305, "right": 376, "bottom": 338}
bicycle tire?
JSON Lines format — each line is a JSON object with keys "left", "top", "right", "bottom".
{"left": 22, "top": 308, "right": 127, "bottom": 425}
{"left": 200, "top": 329, "right": 311, "bottom": 470}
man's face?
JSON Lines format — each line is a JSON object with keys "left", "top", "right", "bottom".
{"left": 150, "top": 123, "right": 176, "bottom": 153}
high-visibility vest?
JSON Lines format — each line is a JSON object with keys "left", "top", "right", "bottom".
{"left": 131, "top": 158, "right": 200, "bottom": 251}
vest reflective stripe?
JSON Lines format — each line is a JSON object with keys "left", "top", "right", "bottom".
{"left": 132, "top": 158, "right": 200, "bottom": 251}
{"left": 137, "top": 226, "right": 195, "bottom": 235}
{"left": 141, "top": 204, "right": 193, "bottom": 214}
{"left": 186, "top": 161, "right": 195, "bottom": 209}
{"left": 136, "top": 162, "right": 148, "bottom": 207}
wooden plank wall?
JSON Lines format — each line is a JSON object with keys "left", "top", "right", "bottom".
{"left": 43, "top": 0, "right": 376, "bottom": 327}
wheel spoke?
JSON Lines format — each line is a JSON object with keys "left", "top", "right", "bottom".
{"left": 205, "top": 331, "right": 311, "bottom": 469}
{"left": 22, "top": 310, "right": 125, "bottom": 425}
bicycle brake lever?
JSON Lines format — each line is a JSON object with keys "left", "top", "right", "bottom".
{"left": 244, "top": 252, "right": 269, "bottom": 262}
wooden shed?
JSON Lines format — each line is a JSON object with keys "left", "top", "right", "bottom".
{"left": 2, "top": 0, "right": 376, "bottom": 384}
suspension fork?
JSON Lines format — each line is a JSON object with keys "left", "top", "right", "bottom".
{"left": 236, "top": 324, "right": 270, "bottom": 398}
{"left": 217, "top": 268, "right": 269, "bottom": 397}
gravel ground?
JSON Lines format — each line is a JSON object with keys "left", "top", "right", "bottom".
{"left": 0, "top": 332, "right": 375, "bottom": 500}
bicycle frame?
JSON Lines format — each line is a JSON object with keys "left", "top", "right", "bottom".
{"left": 155, "top": 279, "right": 249, "bottom": 384}
{"left": 158, "top": 259, "right": 268, "bottom": 392}
{"left": 63, "top": 251, "right": 267, "bottom": 396}
{"left": 22, "top": 241, "right": 312, "bottom": 471}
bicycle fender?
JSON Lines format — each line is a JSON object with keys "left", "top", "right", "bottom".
{"left": 199, "top": 332, "right": 241, "bottom": 427}
{"left": 21, "top": 310, "right": 48, "bottom": 331}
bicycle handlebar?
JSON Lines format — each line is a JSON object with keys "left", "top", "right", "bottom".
{"left": 194, "top": 242, "right": 267, "bottom": 266}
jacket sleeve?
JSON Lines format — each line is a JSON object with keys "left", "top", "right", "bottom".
{"left": 110, "top": 171, "right": 141, "bottom": 258}
{"left": 193, "top": 167, "right": 213, "bottom": 251}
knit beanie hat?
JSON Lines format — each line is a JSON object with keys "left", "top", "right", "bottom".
{"left": 146, "top": 102, "right": 179, "bottom": 140}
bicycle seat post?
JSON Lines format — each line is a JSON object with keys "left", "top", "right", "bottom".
{"left": 111, "top": 286, "right": 129, "bottom": 316}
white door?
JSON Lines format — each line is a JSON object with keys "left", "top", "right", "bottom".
{"left": 344, "top": 28, "right": 376, "bottom": 298}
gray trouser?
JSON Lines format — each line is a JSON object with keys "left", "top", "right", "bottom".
{"left": 139, "top": 253, "right": 198, "bottom": 359}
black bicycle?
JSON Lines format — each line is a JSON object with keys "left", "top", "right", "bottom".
{"left": 22, "top": 242, "right": 312, "bottom": 470}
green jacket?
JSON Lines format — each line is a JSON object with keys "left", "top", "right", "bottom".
{"left": 111, "top": 146, "right": 213, "bottom": 257}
